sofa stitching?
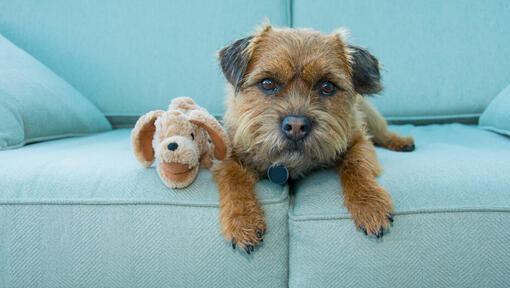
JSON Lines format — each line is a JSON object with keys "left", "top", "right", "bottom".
{"left": 0, "top": 184, "right": 290, "bottom": 208}
{"left": 289, "top": 207, "right": 510, "bottom": 222}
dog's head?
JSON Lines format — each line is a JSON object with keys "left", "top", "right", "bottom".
{"left": 132, "top": 97, "right": 229, "bottom": 188}
{"left": 218, "top": 25, "right": 382, "bottom": 178}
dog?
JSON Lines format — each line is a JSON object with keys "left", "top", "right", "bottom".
{"left": 213, "top": 24, "right": 415, "bottom": 254}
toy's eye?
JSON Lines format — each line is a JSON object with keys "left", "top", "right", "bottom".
{"left": 318, "top": 81, "right": 337, "bottom": 96}
{"left": 191, "top": 132, "right": 195, "bottom": 140}
{"left": 259, "top": 78, "right": 279, "bottom": 94}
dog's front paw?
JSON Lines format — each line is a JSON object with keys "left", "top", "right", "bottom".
{"left": 221, "top": 209, "right": 266, "bottom": 254}
{"left": 347, "top": 186, "right": 394, "bottom": 238}
{"left": 386, "top": 135, "right": 415, "bottom": 152}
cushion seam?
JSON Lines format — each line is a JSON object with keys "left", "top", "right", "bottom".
{"left": 289, "top": 207, "right": 510, "bottom": 222}
{"left": 0, "top": 197, "right": 288, "bottom": 207}
{"left": 478, "top": 125, "right": 510, "bottom": 137}
{"left": 0, "top": 186, "right": 289, "bottom": 207}
{"left": 385, "top": 113, "right": 480, "bottom": 121}
{"left": 0, "top": 132, "right": 110, "bottom": 150}
{"left": 105, "top": 113, "right": 482, "bottom": 121}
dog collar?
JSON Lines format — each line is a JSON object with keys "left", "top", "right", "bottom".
{"left": 267, "top": 165, "right": 289, "bottom": 185}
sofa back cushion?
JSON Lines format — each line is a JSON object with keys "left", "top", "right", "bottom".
{"left": 2, "top": 1, "right": 509, "bottom": 124}
{"left": 0, "top": 0, "right": 290, "bottom": 126}
{"left": 479, "top": 84, "right": 510, "bottom": 137}
{"left": 292, "top": 0, "right": 510, "bottom": 122}
{"left": 0, "top": 35, "right": 111, "bottom": 150}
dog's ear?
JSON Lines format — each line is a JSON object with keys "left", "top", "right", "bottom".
{"left": 188, "top": 110, "right": 230, "bottom": 160}
{"left": 218, "top": 36, "right": 254, "bottom": 92}
{"left": 347, "top": 45, "right": 383, "bottom": 95}
{"left": 332, "top": 28, "right": 382, "bottom": 95}
{"left": 131, "top": 110, "right": 164, "bottom": 167}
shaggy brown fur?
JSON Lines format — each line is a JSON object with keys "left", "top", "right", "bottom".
{"left": 213, "top": 24, "right": 414, "bottom": 253}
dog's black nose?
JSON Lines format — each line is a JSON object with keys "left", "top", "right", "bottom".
{"left": 167, "top": 142, "right": 178, "bottom": 151}
{"left": 281, "top": 115, "right": 311, "bottom": 141}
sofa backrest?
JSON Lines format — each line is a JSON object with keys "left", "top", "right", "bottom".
{"left": 0, "top": 0, "right": 290, "bottom": 126}
{"left": 1, "top": 0, "right": 509, "bottom": 125}
{"left": 292, "top": 0, "right": 510, "bottom": 123}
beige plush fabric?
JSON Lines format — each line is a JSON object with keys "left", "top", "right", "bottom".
{"left": 131, "top": 97, "right": 230, "bottom": 188}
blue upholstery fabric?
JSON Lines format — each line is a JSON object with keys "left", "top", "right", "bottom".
{"left": 0, "top": 35, "right": 111, "bottom": 150}
{"left": 2, "top": 1, "right": 508, "bottom": 123}
{"left": 479, "top": 84, "right": 510, "bottom": 137}
{"left": 1, "top": 2, "right": 510, "bottom": 287}
{"left": 0, "top": 129, "right": 289, "bottom": 288}
{"left": 0, "top": 0, "right": 290, "bottom": 119}
{"left": 289, "top": 124, "right": 510, "bottom": 287}
{"left": 292, "top": 0, "right": 510, "bottom": 121}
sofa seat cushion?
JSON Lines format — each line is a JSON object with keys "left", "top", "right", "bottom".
{"left": 0, "top": 129, "right": 289, "bottom": 288}
{"left": 289, "top": 124, "right": 510, "bottom": 288}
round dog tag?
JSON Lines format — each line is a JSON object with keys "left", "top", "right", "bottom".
{"left": 267, "top": 165, "right": 289, "bottom": 185}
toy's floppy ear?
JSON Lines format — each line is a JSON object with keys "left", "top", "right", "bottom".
{"left": 188, "top": 110, "right": 230, "bottom": 160}
{"left": 131, "top": 110, "right": 164, "bottom": 167}
{"left": 347, "top": 45, "right": 383, "bottom": 95}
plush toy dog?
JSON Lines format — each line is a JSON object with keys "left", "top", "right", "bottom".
{"left": 132, "top": 97, "right": 230, "bottom": 188}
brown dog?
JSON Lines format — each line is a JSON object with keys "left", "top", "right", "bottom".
{"left": 213, "top": 24, "right": 415, "bottom": 254}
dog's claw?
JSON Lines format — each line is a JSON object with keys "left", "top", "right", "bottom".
{"left": 245, "top": 246, "right": 251, "bottom": 255}
{"left": 249, "top": 245, "right": 254, "bottom": 252}
{"left": 402, "top": 143, "right": 415, "bottom": 152}
{"left": 231, "top": 238, "right": 236, "bottom": 250}
{"left": 360, "top": 225, "right": 368, "bottom": 235}
{"left": 388, "top": 215, "right": 394, "bottom": 223}
{"left": 375, "top": 227, "right": 384, "bottom": 238}
{"left": 256, "top": 231, "right": 262, "bottom": 239}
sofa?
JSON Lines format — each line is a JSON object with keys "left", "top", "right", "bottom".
{"left": 1, "top": 1, "right": 509, "bottom": 287}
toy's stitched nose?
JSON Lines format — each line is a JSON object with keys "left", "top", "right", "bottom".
{"left": 281, "top": 115, "right": 312, "bottom": 141}
{"left": 167, "top": 142, "right": 178, "bottom": 151}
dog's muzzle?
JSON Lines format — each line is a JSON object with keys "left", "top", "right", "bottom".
{"left": 159, "top": 162, "right": 194, "bottom": 182}
{"left": 281, "top": 115, "right": 311, "bottom": 141}
{"left": 156, "top": 136, "right": 199, "bottom": 184}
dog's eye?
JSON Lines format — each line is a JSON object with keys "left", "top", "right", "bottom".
{"left": 318, "top": 81, "right": 337, "bottom": 96}
{"left": 190, "top": 132, "right": 195, "bottom": 140}
{"left": 259, "top": 78, "right": 279, "bottom": 94}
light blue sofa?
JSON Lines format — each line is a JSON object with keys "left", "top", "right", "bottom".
{"left": 1, "top": 1, "right": 509, "bottom": 287}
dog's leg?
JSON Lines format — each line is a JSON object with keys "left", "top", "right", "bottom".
{"left": 199, "top": 152, "right": 213, "bottom": 168}
{"left": 359, "top": 98, "right": 415, "bottom": 152}
{"left": 334, "top": 132, "right": 394, "bottom": 237}
{"left": 213, "top": 157, "right": 266, "bottom": 253}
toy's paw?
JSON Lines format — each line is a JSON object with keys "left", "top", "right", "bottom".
{"left": 386, "top": 135, "right": 415, "bottom": 152}
{"left": 348, "top": 186, "right": 394, "bottom": 238}
{"left": 222, "top": 209, "right": 266, "bottom": 254}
